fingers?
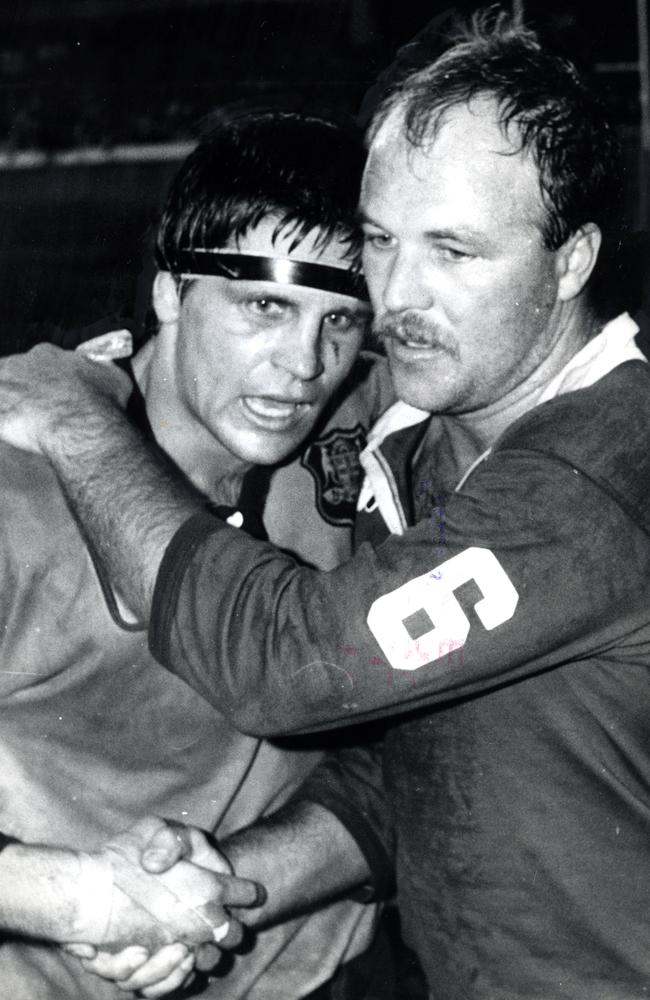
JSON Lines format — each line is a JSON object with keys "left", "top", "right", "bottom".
{"left": 112, "top": 943, "right": 194, "bottom": 998}
{"left": 109, "top": 816, "right": 172, "bottom": 857}
{"left": 193, "top": 941, "right": 221, "bottom": 973}
{"left": 182, "top": 827, "right": 232, "bottom": 875}
{"left": 75, "top": 330, "right": 133, "bottom": 362}
{"left": 196, "top": 876, "right": 266, "bottom": 950}
{"left": 217, "top": 873, "right": 266, "bottom": 910}
{"left": 139, "top": 819, "right": 232, "bottom": 877}
{"left": 100, "top": 824, "right": 266, "bottom": 954}
{"left": 209, "top": 916, "right": 242, "bottom": 950}
{"left": 80, "top": 945, "right": 150, "bottom": 981}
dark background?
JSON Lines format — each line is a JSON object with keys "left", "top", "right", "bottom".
{"left": 0, "top": 0, "right": 647, "bottom": 352}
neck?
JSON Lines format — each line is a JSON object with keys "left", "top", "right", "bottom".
{"left": 133, "top": 337, "right": 249, "bottom": 502}
{"left": 454, "top": 304, "right": 601, "bottom": 455}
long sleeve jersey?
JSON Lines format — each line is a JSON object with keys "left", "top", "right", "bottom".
{"left": 150, "top": 316, "right": 650, "bottom": 999}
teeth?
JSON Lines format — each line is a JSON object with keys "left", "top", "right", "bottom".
{"left": 245, "top": 397, "right": 301, "bottom": 419}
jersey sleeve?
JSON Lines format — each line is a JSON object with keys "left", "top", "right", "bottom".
{"left": 150, "top": 446, "right": 650, "bottom": 733}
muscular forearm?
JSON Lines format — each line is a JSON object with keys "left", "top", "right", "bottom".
{"left": 220, "top": 801, "right": 371, "bottom": 930}
{"left": 0, "top": 843, "right": 84, "bottom": 941}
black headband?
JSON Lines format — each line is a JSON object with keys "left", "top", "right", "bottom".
{"left": 172, "top": 250, "right": 370, "bottom": 302}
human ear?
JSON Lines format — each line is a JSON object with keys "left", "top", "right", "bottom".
{"left": 152, "top": 271, "right": 181, "bottom": 325}
{"left": 556, "top": 223, "right": 602, "bottom": 302}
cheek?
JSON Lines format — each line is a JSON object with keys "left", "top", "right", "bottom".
{"left": 454, "top": 261, "right": 555, "bottom": 329}
{"left": 325, "top": 335, "right": 363, "bottom": 380}
{"left": 362, "top": 251, "right": 390, "bottom": 300}
{"left": 501, "top": 246, "right": 558, "bottom": 309}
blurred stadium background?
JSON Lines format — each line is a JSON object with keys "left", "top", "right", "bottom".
{"left": 0, "top": 0, "right": 647, "bottom": 351}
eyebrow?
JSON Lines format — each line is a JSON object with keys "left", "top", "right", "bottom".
{"left": 424, "top": 226, "right": 493, "bottom": 250}
{"left": 359, "top": 211, "right": 493, "bottom": 251}
{"left": 227, "top": 282, "right": 372, "bottom": 313}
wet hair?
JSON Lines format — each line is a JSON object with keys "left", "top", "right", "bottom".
{"left": 155, "top": 107, "right": 366, "bottom": 274}
{"left": 368, "top": 8, "right": 624, "bottom": 252}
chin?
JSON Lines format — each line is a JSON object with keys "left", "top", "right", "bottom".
{"left": 390, "top": 356, "right": 478, "bottom": 413}
{"left": 389, "top": 361, "right": 458, "bottom": 413}
{"left": 390, "top": 377, "right": 439, "bottom": 413}
{"left": 241, "top": 435, "right": 304, "bottom": 467}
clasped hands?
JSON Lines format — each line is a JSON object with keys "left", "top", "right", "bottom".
{"left": 65, "top": 817, "right": 263, "bottom": 998}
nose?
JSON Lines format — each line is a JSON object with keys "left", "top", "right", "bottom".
{"left": 271, "top": 319, "right": 324, "bottom": 382}
{"left": 380, "top": 251, "right": 433, "bottom": 314}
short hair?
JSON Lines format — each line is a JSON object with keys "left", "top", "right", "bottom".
{"left": 367, "top": 9, "right": 623, "bottom": 252}
{"left": 155, "top": 108, "right": 366, "bottom": 274}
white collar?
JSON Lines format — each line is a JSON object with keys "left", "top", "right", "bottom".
{"left": 457, "top": 313, "right": 644, "bottom": 489}
{"left": 537, "top": 312, "right": 643, "bottom": 404}
{"left": 358, "top": 313, "right": 644, "bottom": 529}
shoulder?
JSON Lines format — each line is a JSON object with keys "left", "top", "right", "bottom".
{"left": 496, "top": 360, "right": 650, "bottom": 527}
{"left": 500, "top": 360, "right": 650, "bottom": 455}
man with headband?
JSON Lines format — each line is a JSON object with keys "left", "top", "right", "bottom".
{"left": 1, "top": 12, "right": 648, "bottom": 999}
{"left": 0, "top": 109, "right": 389, "bottom": 998}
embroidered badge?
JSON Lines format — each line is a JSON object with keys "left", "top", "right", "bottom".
{"left": 301, "top": 424, "right": 366, "bottom": 527}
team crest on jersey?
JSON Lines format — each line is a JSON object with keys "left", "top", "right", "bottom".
{"left": 301, "top": 424, "right": 366, "bottom": 527}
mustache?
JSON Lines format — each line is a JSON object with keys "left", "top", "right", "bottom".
{"left": 373, "top": 313, "right": 459, "bottom": 358}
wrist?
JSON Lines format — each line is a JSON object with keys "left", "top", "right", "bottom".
{"left": 0, "top": 843, "right": 82, "bottom": 942}
{"left": 69, "top": 852, "right": 114, "bottom": 944}
{"left": 36, "top": 393, "right": 125, "bottom": 460}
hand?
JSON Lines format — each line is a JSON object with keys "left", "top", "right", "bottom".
{"left": 65, "top": 817, "right": 260, "bottom": 949}
{"left": 66, "top": 943, "right": 200, "bottom": 998}
{"left": 65, "top": 818, "right": 264, "bottom": 997}
{"left": 0, "top": 343, "right": 132, "bottom": 455}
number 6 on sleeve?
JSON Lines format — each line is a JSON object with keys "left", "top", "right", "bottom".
{"left": 367, "top": 547, "right": 519, "bottom": 671}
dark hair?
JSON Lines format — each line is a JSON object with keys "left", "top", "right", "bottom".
{"left": 155, "top": 108, "right": 366, "bottom": 274}
{"left": 368, "top": 8, "right": 623, "bottom": 252}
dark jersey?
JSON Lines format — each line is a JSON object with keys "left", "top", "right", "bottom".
{"left": 151, "top": 339, "right": 650, "bottom": 998}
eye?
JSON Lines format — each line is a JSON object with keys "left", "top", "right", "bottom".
{"left": 246, "top": 297, "right": 286, "bottom": 318}
{"left": 322, "top": 311, "right": 368, "bottom": 334}
{"left": 363, "top": 230, "right": 396, "bottom": 251}
{"left": 437, "top": 246, "right": 473, "bottom": 263}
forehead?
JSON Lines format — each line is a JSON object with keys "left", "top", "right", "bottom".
{"left": 361, "top": 98, "right": 545, "bottom": 237}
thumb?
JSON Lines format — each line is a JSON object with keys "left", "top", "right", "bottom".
{"left": 63, "top": 943, "right": 98, "bottom": 959}
{"left": 141, "top": 824, "right": 192, "bottom": 873}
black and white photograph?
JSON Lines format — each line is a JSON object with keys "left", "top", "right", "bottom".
{"left": 0, "top": 2, "right": 647, "bottom": 998}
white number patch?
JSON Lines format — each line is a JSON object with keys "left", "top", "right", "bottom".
{"left": 366, "top": 547, "right": 518, "bottom": 671}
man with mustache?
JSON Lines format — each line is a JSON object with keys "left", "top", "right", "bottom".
{"left": 0, "top": 11, "right": 648, "bottom": 998}
{"left": 0, "top": 108, "right": 388, "bottom": 999}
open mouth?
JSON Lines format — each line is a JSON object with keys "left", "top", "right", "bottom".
{"left": 388, "top": 337, "right": 446, "bottom": 360}
{"left": 241, "top": 396, "right": 312, "bottom": 429}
